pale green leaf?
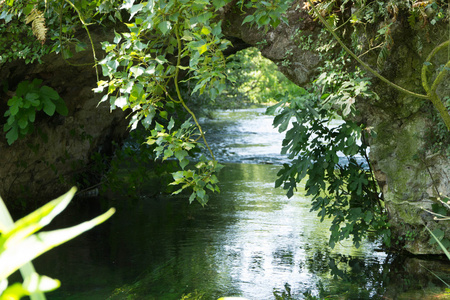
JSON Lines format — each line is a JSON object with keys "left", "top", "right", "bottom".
{"left": 158, "top": 21, "right": 171, "bottom": 35}
{"left": 0, "top": 207, "right": 115, "bottom": 280}
{"left": 129, "top": 4, "right": 143, "bottom": 20}
{"left": 180, "top": 158, "right": 189, "bottom": 169}
{"left": 23, "top": 272, "right": 60, "bottom": 294}
{"left": 115, "top": 96, "right": 128, "bottom": 109}
{"left": 167, "top": 117, "right": 175, "bottom": 131}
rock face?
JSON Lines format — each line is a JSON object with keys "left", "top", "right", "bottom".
{"left": 221, "top": 3, "right": 450, "bottom": 254}
{"left": 0, "top": 29, "right": 129, "bottom": 208}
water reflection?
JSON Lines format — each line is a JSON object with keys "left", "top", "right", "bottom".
{"left": 31, "top": 108, "right": 450, "bottom": 300}
{"left": 200, "top": 108, "right": 288, "bottom": 165}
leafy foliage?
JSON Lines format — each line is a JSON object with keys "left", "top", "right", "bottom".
{"left": 1, "top": 0, "right": 446, "bottom": 252}
{"left": 268, "top": 90, "right": 389, "bottom": 248}
{"left": 315, "top": 54, "right": 378, "bottom": 117}
{"left": 240, "top": 0, "right": 292, "bottom": 30}
{"left": 0, "top": 187, "right": 114, "bottom": 300}
{"left": 190, "top": 47, "right": 305, "bottom": 108}
{"left": 0, "top": 0, "right": 120, "bottom": 64}
{"left": 3, "top": 79, "right": 68, "bottom": 145}
{"left": 93, "top": 0, "right": 232, "bottom": 204}
{"left": 146, "top": 117, "right": 223, "bottom": 204}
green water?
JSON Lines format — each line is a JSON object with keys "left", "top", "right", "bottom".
{"left": 30, "top": 108, "right": 450, "bottom": 300}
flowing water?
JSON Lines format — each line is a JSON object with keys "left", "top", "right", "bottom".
{"left": 32, "top": 108, "right": 450, "bottom": 299}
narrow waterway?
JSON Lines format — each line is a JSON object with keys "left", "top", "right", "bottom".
{"left": 33, "top": 108, "right": 450, "bottom": 299}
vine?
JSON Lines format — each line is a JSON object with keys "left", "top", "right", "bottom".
{"left": 306, "top": 0, "right": 450, "bottom": 132}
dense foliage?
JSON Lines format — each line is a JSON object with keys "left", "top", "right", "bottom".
{"left": 2, "top": 1, "right": 450, "bottom": 299}
{"left": 189, "top": 47, "right": 305, "bottom": 108}
{"left": 267, "top": 89, "right": 389, "bottom": 248}
{"left": 1, "top": 0, "right": 449, "bottom": 250}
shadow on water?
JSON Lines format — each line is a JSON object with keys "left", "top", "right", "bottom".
{"left": 30, "top": 108, "right": 450, "bottom": 299}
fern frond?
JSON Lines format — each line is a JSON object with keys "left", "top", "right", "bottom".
{"left": 25, "top": 8, "right": 47, "bottom": 44}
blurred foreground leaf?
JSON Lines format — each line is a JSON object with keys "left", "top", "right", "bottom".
{"left": 0, "top": 187, "right": 115, "bottom": 299}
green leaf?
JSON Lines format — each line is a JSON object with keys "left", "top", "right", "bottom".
{"left": 197, "top": 43, "right": 208, "bottom": 55}
{"left": 9, "top": 104, "right": 19, "bottom": 117}
{"left": 130, "top": 66, "right": 145, "bottom": 78}
{"left": 75, "top": 42, "right": 88, "bottom": 53}
{"left": 201, "top": 26, "right": 211, "bottom": 35}
{"left": 54, "top": 99, "right": 68, "bottom": 116}
{"left": 431, "top": 228, "right": 445, "bottom": 242}
{"left": 142, "top": 108, "right": 155, "bottom": 129}
{"left": 180, "top": 158, "right": 189, "bottom": 169}
{"left": 28, "top": 110, "right": 36, "bottom": 122}
{"left": 189, "top": 193, "right": 196, "bottom": 204}
{"left": 25, "top": 93, "right": 39, "bottom": 102}
{"left": 40, "top": 86, "right": 59, "bottom": 100}
{"left": 115, "top": 96, "right": 128, "bottom": 109}
{"left": 175, "top": 150, "right": 188, "bottom": 161}
{"left": 0, "top": 199, "right": 114, "bottom": 280}
{"left": 129, "top": 83, "right": 144, "bottom": 103}
{"left": 167, "top": 117, "right": 175, "bottom": 131}
{"left": 163, "top": 149, "right": 173, "bottom": 160}
{"left": 196, "top": 189, "right": 206, "bottom": 200}
{"left": 17, "top": 117, "right": 28, "bottom": 130}
{"left": 242, "top": 15, "right": 254, "bottom": 25}
{"left": 5, "top": 125, "right": 18, "bottom": 145}
{"left": 265, "top": 100, "right": 285, "bottom": 115}
{"left": 129, "top": 3, "right": 144, "bottom": 20}
{"left": 159, "top": 111, "right": 168, "bottom": 119}
{"left": 42, "top": 99, "right": 56, "bottom": 116}
{"left": 158, "top": 21, "right": 171, "bottom": 35}
{"left": 62, "top": 47, "right": 73, "bottom": 59}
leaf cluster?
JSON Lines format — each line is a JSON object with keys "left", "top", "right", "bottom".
{"left": 315, "top": 55, "right": 379, "bottom": 117}
{"left": 146, "top": 118, "right": 223, "bottom": 205}
{"left": 309, "top": 0, "right": 449, "bottom": 66}
{"left": 240, "top": 0, "right": 293, "bottom": 30}
{"left": 0, "top": 0, "right": 120, "bottom": 65}
{"left": 268, "top": 91, "right": 389, "bottom": 248}
{"left": 94, "top": 0, "right": 234, "bottom": 205}
{"left": 3, "top": 79, "right": 68, "bottom": 145}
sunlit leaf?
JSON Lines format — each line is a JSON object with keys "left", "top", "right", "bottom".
{"left": 197, "top": 44, "right": 208, "bottom": 55}
{"left": 158, "top": 21, "right": 171, "bottom": 35}
{"left": 201, "top": 26, "right": 211, "bottom": 35}
{"left": 0, "top": 188, "right": 76, "bottom": 246}
{"left": 0, "top": 206, "right": 115, "bottom": 280}
{"left": 129, "top": 4, "right": 144, "bottom": 20}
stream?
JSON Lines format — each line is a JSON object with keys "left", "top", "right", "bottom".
{"left": 32, "top": 108, "right": 450, "bottom": 299}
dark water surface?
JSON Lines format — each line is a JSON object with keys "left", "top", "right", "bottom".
{"left": 33, "top": 108, "right": 450, "bottom": 299}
